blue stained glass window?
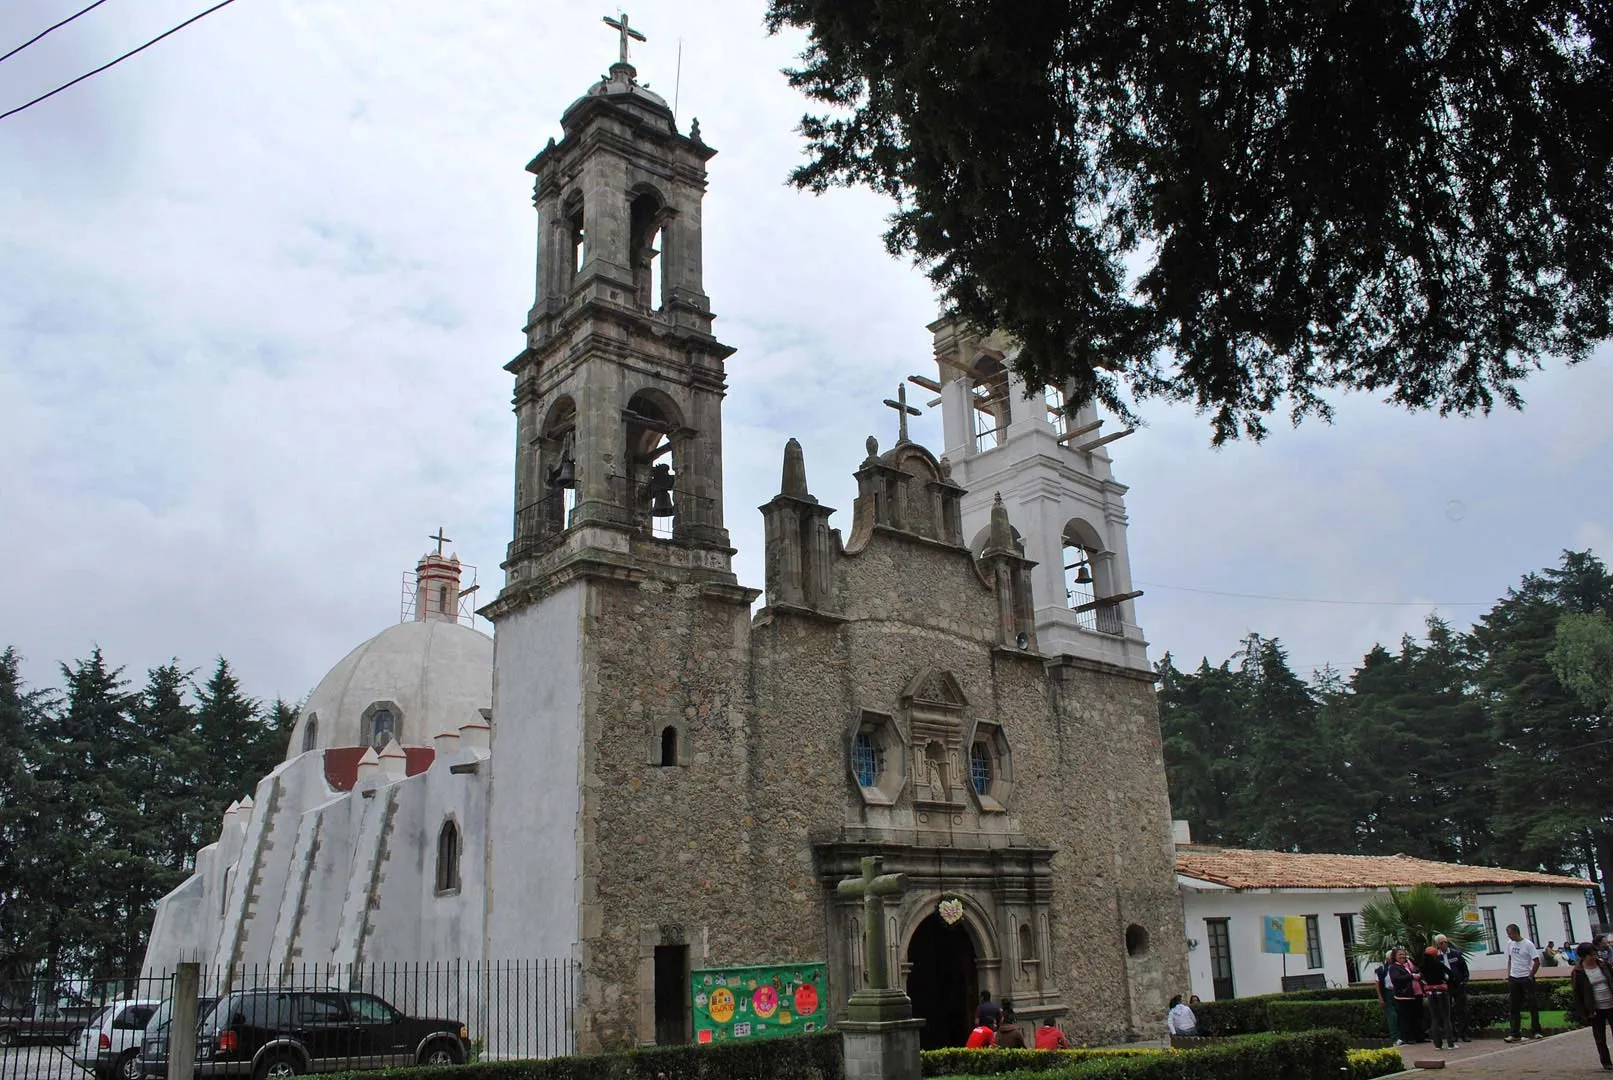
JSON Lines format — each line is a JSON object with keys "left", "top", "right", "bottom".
{"left": 852, "top": 731, "right": 882, "bottom": 788}
{"left": 970, "top": 743, "right": 991, "bottom": 794}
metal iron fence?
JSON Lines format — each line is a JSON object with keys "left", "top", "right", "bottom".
{"left": 0, "top": 960, "right": 576, "bottom": 1080}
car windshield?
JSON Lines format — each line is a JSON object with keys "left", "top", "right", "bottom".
{"left": 145, "top": 1000, "right": 175, "bottom": 1032}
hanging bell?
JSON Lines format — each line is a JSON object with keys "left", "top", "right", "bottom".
{"left": 1075, "top": 564, "right": 1093, "bottom": 585}
{"left": 548, "top": 453, "right": 577, "bottom": 490}
{"left": 650, "top": 463, "right": 676, "bottom": 519}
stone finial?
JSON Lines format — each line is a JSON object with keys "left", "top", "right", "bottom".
{"left": 238, "top": 794, "right": 254, "bottom": 812}
{"left": 938, "top": 455, "right": 952, "bottom": 480}
{"left": 690, "top": 117, "right": 702, "bottom": 143}
{"left": 989, "top": 492, "right": 1015, "bottom": 550}
{"left": 378, "top": 738, "right": 408, "bottom": 781}
{"left": 223, "top": 799, "right": 240, "bottom": 821}
{"left": 355, "top": 746, "right": 381, "bottom": 783}
{"left": 432, "top": 726, "right": 461, "bottom": 760}
{"left": 865, "top": 435, "right": 879, "bottom": 461}
{"left": 781, "top": 438, "right": 809, "bottom": 498}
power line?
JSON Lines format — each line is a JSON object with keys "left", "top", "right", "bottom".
{"left": 0, "top": 0, "right": 114, "bottom": 66}
{"left": 0, "top": 0, "right": 241, "bottom": 123}
{"left": 1135, "top": 579, "right": 1490, "bottom": 608}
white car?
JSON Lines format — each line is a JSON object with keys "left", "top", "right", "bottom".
{"left": 71, "top": 1000, "right": 160, "bottom": 1080}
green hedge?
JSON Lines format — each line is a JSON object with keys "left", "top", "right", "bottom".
{"left": 1188, "top": 997, "right": 1271, "bottom": 1036}
{"left": 965, "top": 1031, "right": 1348, "bottom": 1080}
{"left": 1344, "top": 1048, "right": 1403, "bottom": 1080}
{"left": 921, "top": 1049, "right": 1161, "bottom": 1077}
{"left": 1266, "top": 1001, "right": 1386, "bottom": 1038}
{"left": 323, "top": 1030, "right": 843, "bottom": 1080}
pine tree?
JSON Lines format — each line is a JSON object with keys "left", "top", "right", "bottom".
{"left": 0, "top": 649, "right": 53, "bottom": 976}
{"left": 1476, "top": 551, "right": 1613, "bottom": 908}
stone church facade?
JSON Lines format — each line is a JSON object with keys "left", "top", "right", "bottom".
{"left": 143, "top": 36, "right": 1188, "bottom": 1056}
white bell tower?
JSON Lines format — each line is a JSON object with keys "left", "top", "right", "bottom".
{"left": 927, "top": 318, "right": 1150, "bottom": 672}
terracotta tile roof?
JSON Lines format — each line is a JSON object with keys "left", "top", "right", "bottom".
{"left": 1176, "top": 846, "right": 1591, "bottom": 891}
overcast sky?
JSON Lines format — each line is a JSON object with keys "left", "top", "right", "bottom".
{"left": 3, "top": 0, "right": 1609, "bottom": 707}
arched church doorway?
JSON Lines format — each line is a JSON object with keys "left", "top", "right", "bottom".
{"left": 905, "top": 912, "right": 979, "bottom": 1049}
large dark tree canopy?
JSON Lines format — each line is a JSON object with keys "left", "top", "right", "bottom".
{"left": 766, "top": 0, "right": 1613, "bottom": 442}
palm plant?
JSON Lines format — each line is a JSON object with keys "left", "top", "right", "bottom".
{"left": 1349, "top": 885, "right": 1489, "bottom": 963}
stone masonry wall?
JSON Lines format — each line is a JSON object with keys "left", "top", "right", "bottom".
{"left": 576, "top": 571, "right": 761, "bottom": 1051}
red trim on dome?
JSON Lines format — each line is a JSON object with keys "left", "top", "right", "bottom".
{"left": 323, "top": 746, "right": 436, "bottom": 791}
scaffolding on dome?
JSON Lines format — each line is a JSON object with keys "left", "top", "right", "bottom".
{"left": 399, "top": 563, "right": 482, "bottom": 629}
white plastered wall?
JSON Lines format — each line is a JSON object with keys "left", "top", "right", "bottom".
{"left": 1179, "top": 881, "right": 1597, "bottom": 1001}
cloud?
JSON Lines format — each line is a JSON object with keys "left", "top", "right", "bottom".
{"left": 1, "top": 0, "right": 1608, "bottom": 707}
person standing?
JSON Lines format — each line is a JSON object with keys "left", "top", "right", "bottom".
{"left": 975, "top": 990, "right": 1002, "bottom": 1029}
{"left": 1504, "top": 923, "right": 1545, "bottom": 1042}
{"left": 1436, "top": 934, "right": 1471, "bottom": 1042}
{"left": 1373, "top": 949, "right": 1400, "bottom": 1043}
{"left": 1572, "top": 942, "right": 1613, "bottom": 1071}
{"left": 1419, "top": 946, "right": 1458, "bottom": 1050}
{"left": 1388, "top": 947, "right": 1424, "bottom": 1044}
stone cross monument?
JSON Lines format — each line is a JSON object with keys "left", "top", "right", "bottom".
{"left": 836, "top": 856, "right": 924, "bottom": 1080}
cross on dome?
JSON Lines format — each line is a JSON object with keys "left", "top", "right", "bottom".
{"left": 602, "top": 12, "right": 647, "bottom": 65}
{"left": 428, "top": 526, "right": 452, "bottom": 556}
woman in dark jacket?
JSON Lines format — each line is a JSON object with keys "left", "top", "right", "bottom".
{"left": 1387, "top": 947, "right": 1424, "bottom": 1044}
{"left": 1419, "top": 945, "right": 1457, "bottom": 1049}
{"left": 1571, "top": 943, "right": 1613, "bottom": 1070}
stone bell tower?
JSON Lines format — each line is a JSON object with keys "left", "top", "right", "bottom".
{"left": 500, "top": 15, "right": 736, "bottom": 595}
{"left": 482, "top": 17, "right": 759, "bottom": 1052}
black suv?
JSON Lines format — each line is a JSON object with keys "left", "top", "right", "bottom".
{"left": 196, "top": 990, "right": 466, "bottom": 1079}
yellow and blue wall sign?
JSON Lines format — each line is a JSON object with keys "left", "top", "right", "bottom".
{"left": 1262, "top": 915, "right": 1308, "bottom": 955}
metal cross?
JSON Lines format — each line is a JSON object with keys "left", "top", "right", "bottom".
{"left": 602, "top": 12, "right": 646, "bottom": 65}
{"left": 883, "top": 383, "right": 923, "bottom": 444}
{"left": 428, "top": 527, "right": 451, "bottom": 556}
{"left": 836, "top": 856, "right": 906, "bottom": 989}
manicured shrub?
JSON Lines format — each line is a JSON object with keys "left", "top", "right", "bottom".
{"left": 324, "top": 1030, "right": 843, "bottom": 1080}
{"left": 1345, "top": 1047, "right": 1404, "bottom": 1079}
{"left": 921, "top": 1048, "right": 1160, "bottom": 1077}
{"left": 1266, "top": 1000, "right": 1386, "bottom": 1038}
{"left": 1189, "top": 996, "right": 1272, "bottom": 1036}
{"left": 1010, "top": 1031, "right": 1348, "bottom": 1080}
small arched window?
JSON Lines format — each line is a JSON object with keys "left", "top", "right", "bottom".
{"left": 368, "top": 708, "right": 396, "bottom": 750}
{"left": 437, "top": 584, "right": 449, "bottom": 613}
{"left": 301, "top": 714, "right": 319, "bottom": 754}
{"left": 436, "top": 819, "right": 461, "bottom": 893}
{"left": 1126, "top": 923, "right": 1150, "bottom": 958}
{"left": 659, "top": 726, "right": 679, "bottom": 767}
{"left": 1018, "top": 922, "right": 1035, "bottom": 963}
{"left": 969, "top": 742, "right": 992, "bottom": 795}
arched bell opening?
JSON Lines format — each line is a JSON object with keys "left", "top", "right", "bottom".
{"left": 629, "top": 189, "right": 667, "bottom": 313}
{"left": 538, "top": 396, "right": 578, "bottom": 535}
{"left": 970, "top": 354, "right": 1011, "bottom": 452}
{"left": 625, "top": 390, "right": 683, "bottom": 540}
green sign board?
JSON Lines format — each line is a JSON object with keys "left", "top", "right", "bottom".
{"left": 691, "top": 962, "right": 828, "bottom": 1044}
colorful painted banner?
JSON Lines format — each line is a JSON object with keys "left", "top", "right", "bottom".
{"left": 691, "top": 962, "right": 828, "bottom": 1044}
{"left": 1262, "top": 915, "right": 1308, "bottom": 955}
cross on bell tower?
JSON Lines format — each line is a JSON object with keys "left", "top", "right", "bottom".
{"left": 493, "top": 11, "right": 739, "bottom": 605}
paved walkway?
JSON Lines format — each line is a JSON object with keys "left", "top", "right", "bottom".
{"left": 1397, "top": 1029, "right": 1611, "bottom": 1076}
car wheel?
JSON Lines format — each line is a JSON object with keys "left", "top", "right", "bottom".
{"left": 254, "top": 1054, "right": 300, "bottom": 1080}
{"left": 0, "top": 1029, "right": 16, "bottom": 1048}
{"left": 118, "top": 1050, "right": 141, "bottom": 1080}
{"left": 418, "top": 1042, "right": 461, "bottom": 1067}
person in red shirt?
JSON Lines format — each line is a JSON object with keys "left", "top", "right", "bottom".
{"left": 964, "top": 1017, "right": 997, "bottom": 1048}
{"left": 1033, "top": 1017, "right": 1069, "bottom": 1050}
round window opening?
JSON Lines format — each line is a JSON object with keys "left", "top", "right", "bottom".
{"left": 1125, "top": 923, "right": 1150, "bottom": 958}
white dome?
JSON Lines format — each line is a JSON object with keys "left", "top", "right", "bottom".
{"left": 288, "top": 620, "right": 493, "bottom": 759}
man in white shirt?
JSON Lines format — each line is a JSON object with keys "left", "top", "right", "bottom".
{"left": 1505, "top": 923, "right": 1545, "bottom": 1041}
